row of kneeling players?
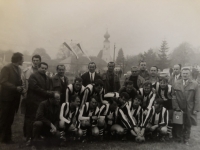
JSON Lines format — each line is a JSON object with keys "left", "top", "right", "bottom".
{"left": 31, "top": 91, "right": 169, "bottom": 146}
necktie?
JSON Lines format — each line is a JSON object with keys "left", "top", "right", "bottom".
{"left": 90, "top": 73, "right": 93, "bottom": 82}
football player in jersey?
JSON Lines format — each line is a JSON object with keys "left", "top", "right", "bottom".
{"left": 138, "top": 81, "right": 156, "bottom": 115}
{"left": 119, "top": 80, "right": 138, "bottom": 101}
{"left": 81, "top": 79, "right": 105, "bottom": 108}
{"left": 98, "top": 93, "right": 124, "bottom": 140}
{"left": 157, "top": 77, "right": 173, "bottom": 139}
{"left": 127, "top": 95, "right": 144, "bottom": 134}
{"left": 59, "top": 95, "right": 82, "bottom": 141}
{"left": 65, "top": 77, "right": 85, "bottom": 104}
{"left": 116, "top": 92, "right": 139, "bottom": 140}
{"left": 79, "top": 96, "right": 100, "bottom": 142}
{"left": 141, "top": 98, "right": 168, "bottom": 141}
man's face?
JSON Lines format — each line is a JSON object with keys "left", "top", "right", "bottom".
{"left": 32, "top": 57, "right": 40, "bottom": 68}
{"left": 139, "top": 62, "right": 146, "bottom": 71}
{"left": 57, "top": 66, "right": 65, "bottom": 77}
{"left": 19, "top": 57, "right": 24, "bottom": 66}
{"left": 173, "top": 65, "right": 181, "bottom": 75}
{"left": 107, "top": 63, "right": 115, "bottom": 72}
{"left": 143, "top": 85, "right": 151, "bottom": 94}
{"left": 182, "top": 70, "right": 190, "bottom": 80}
{"left": 71, "top": 97, "right": 81, "bottom": 108}
{"left": 110, "top": 101, "right": 118, "bottom": 111}
{"left": 131, "top": 68, "right": 138, "bottom": 76}
{"left": 154, "top": 102, "right": 161, "bottom": 110}
{"left": 74, "top": 81, "right": 82, "bottom": 91}
{"left": 160, "top": 80, "right": 167, "bottom": 89}
{"left": 90, "top": 98, "right": 98, "bottom": 109}
{"left": 150, "top": 67, "right": 158, "bottom": 77}
{"left": 133, "top": 98, "right": 141, "bottom": 107}
{"left": 118, "top": 96, "right": 126, "bottom": 106}
{"left": 126, "top": 84, "right": 133, "bottom": 93}
{"left": 38, "top": 64, "right": 48, "bottom": 74}
{"left": 88, "top": 64, "right": 96, "bottom": 73}
{"left": 94, "top": 84, "right": 103, "bottom": 93}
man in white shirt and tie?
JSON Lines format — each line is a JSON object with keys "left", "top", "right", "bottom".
{"left": 81, "top": 62, "right": 102, "bottom": 87}
{"left": 169, "top": 64, "right": 182, "bottom": 86}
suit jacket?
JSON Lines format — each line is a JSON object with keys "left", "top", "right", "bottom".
{"left": 101, "top": 71, "right": 120, "bottom": 93}
{"left": 35, "top": 100, "right": 60, "bottom": 127}
{"left": 0, "top": 63, "right": 22, "bottom": 111}
{"left": 81, "top": 72, "right": 102, "bottom": 87}
{"left": 169, "top": 74, "right": 182, "bottom": 86}
{"left": 172, "top": 79, "right": 200, "bottom": 125}
{"left": 51, "top": 74, "right": 68, "bottom": 105}
{"left": 25, "top": 71, "right": 54, "bottom": 118}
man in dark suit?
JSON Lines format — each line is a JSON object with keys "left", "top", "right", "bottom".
{"left": 51, "top": 65, "right": 68, "bottom": 105}
{"left": 24, "top": 62, "right": 58, "bottom": 146}
{"left": 0, "top": 52, "right": 24, "bottom": 144}
{"left": 102, "top": 62, "right": 120, "bottom": 93}
{"left": 81, "top": 62, "right": 102, "bottom": 87}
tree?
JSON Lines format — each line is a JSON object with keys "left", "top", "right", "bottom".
{"left": 32, "top": 48, "right": 51, "bottom": 61}
{"left": 143, "top": 49, "right": 158, "bottom": 69}
{"left": 170, "top": 42, "right": 194, "bottom": 66}
{"left": 116, "top": 48, "right": 125, "bottom": 65}
{"left": 157, "top": 40, "right": 169, "bottom": 70}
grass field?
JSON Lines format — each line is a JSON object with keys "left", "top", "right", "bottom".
{"left": 1, "top": 78, "right": 200, "bottom": 150}
{"left": 1, "top": 108, "right": 200, "bottom": 150}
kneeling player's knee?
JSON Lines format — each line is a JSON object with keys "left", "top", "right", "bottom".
{"left": 33, "top": 121, "right": 43, "bottom": 128}
{"left": 111, "top": 124, "right": 124, "bottom": 135}
{"left": 92, "top": 127, "right": 99, "bottom": 136}
{"left": 160, "top": 127, "right": 167, "bottom": 134}
{"left": 81, "top": 120, "right": 90, "bottom": 127}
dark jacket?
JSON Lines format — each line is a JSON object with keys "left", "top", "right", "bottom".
{"left": 51, "top": 74, "right": 68, "bottom": 105}
{"left": 101, "top": 71, "right": 120, "bottom": 93}
{"left": 0, "top": 63, "right": 22, "bottom": 111}
{"left": 35, "top": 100, "right": 60, "bottom": 127}
{"left": 81, "top": 72, "right": 102, "bottom": 87}
{"left": 25, "top": 71, "right": 54, "bottom": 118}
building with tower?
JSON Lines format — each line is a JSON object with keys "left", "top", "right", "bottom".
{"left": 97, "top": 31, "right": 112, "bottom": 63}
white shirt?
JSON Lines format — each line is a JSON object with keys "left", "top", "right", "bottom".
{"left": 183, "top": 80, "right": 188, "bottom": 86}
{"left": 175, "top": 74, "right": 180, "bottom": 81}
{"left": 89, "top": 72, "right": 95, "bottom": 82}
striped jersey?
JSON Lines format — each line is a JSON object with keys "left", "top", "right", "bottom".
{"left": 66, "top": 84, "right": 85, "bottom": 103}
{"left": 142, "top": 106, "right": 168, "bottom": 128}
{"left": 118, "top": 103, "right": 136, "bottom": 129}
{"left": 60, "top": 102, "right": 79, "bottom": 127}
{"left": 138, "top": 88, "right": 156, "bottom": 110}
{"left": 81, "top": 84, "right": 105, "bottom": 107}
{"left": 127, "top": 101, "right": 143, "bottom": 127}
{"left": 99, "top": 103, "right": 119, "bottom": 125}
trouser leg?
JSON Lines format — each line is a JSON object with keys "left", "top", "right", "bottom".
{"left": 32, "top": 121, "right": 43, "bottom": 140}
{"left": 0, "top": 101, "right": 16, "bottom": 142}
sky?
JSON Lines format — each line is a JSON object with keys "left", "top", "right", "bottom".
{"left": 0, "top": 0, "right": 200, "bottom": 59}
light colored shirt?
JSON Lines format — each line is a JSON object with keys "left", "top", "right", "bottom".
{"left": 89, "top": 72, "right": 95, "bottom": 82}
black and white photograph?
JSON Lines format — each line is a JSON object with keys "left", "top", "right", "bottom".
{"left": 0, "top": 0, "right": 200, "bottom": 150}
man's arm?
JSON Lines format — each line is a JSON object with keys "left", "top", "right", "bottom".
{"left": 194, "top": 83, "right": 200, "bottom": 112}
{"left": 28, "top": 75, "right": 54, "bottom": 98}
{"left": 172, "top": 88, "right": 181, "bottom": 110}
